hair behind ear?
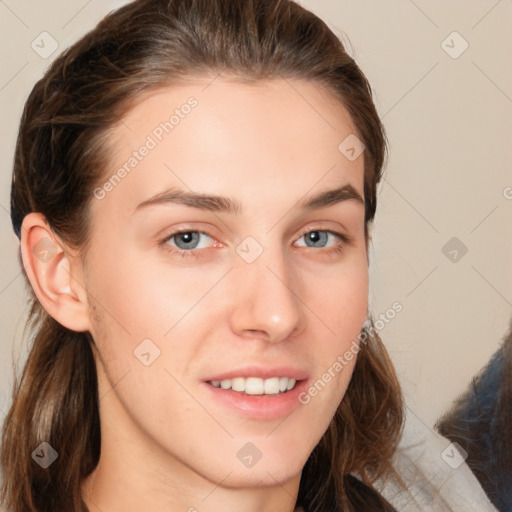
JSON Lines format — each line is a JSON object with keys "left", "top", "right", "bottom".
{"left": 1, "top": 298, "right": 100, "bottom": 512}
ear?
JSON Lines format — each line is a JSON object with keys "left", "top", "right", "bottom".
{"left": 19, "top": 212, "right": 91, "bottom": 332}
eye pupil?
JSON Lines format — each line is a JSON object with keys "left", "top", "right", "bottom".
{"left": 176, "top": 231, "right": 199, "bottom": 249}
{"left": 305, "top": 230, "right": 327, "bottom": 248}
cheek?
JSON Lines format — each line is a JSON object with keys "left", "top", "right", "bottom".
{"left": 83, "top": 248, "right": 225, "bottom": 392}
{"left": 304, "top": 257, "right": 368, "bottom": 396}
{"left": 311, "top": 259, "right": 368, "bottom": 338}
{"left": 85, "top": 246, "right": 195, "bottom": 340}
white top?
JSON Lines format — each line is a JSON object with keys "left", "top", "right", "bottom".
{"left": 374, "top": 409, "right": 499, "bottom": 512}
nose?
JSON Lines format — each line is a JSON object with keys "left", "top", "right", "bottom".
{"left": 228, "top": 245, "right": 305, "bottom": 343}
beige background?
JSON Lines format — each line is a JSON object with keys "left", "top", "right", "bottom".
{"left": 0, "top": 0, "right": 511, "bottom": 440}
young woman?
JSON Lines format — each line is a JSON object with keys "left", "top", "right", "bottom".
{"left": 1, "top": 0, "right": 405, "bottom": 510}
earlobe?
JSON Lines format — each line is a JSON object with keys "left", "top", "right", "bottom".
{"left": 20, "top": 212, "right": 91, "bottom": 332}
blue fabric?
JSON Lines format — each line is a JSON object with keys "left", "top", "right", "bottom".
{"left": 437, "top": 345, "right": 512, "bottom": 511}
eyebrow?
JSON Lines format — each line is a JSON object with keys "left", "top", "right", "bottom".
{"left": 133, "top": 183, "right": 364, "bottom": 215}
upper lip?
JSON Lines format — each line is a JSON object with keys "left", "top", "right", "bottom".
{"left": 203, "top": 365, "right": 310, "bottom": 382}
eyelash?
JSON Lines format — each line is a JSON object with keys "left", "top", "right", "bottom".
{"left": 158, "top": 227, "right": 351, "bottom": 259}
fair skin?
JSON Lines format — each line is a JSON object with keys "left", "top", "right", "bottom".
{"left": 21, "top": 77, "right": 368, "bottom": 512}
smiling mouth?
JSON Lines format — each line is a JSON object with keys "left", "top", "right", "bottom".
{"left": 206, "top": 376, "right": 299, "bottom": 395}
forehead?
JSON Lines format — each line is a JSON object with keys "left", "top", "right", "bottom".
{"left": 119, "top": 77, "right": 358, "bottom": 141}
{"left": 94, "top": 77, "right": 365, "bottom": 219}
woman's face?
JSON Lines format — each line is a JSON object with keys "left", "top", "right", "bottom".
{"left": 81, "top": 78, "right": 368, "bottom": 492}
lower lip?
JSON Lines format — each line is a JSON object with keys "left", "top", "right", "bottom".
{"left": 201, "top": 379, "right": 310, "bottom": 420}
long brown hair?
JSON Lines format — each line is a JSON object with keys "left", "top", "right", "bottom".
{"left": 2, "top": 1, "right": 404, "bottom": 510}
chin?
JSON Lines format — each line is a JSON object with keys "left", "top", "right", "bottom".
{"left": 186, "top": 439, "right": 308, "bottom": 488}
{"left": 214, "top": 461, "right": 304, "bottom": 489}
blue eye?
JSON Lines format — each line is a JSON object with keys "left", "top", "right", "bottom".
{"left": 301, "top": 230, "right": 332, "bottom": 247}
{"left": 158, "top": 228, "right": 349, "bottom": 259}
{"left": 160, "top": 230, "right": 215, "bottom": 258}
{"left": 293, "top": 229, "right": 349, "bottom": 256}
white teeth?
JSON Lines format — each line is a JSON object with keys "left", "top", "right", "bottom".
{"left": 209, "top": 376, "right": 297, "bottom": 394}
{"left": 231, "top": 377, "right": 245, "bottom": 392}
{"left": 245, "top": 377, "right": 264, "bottom": 395}
{"left": 220, "top": 379, "right": 231, "bottom": 390}
{"left": 286, "top": 378, "right": 296, "bottom": 391}
{"left": 264, "top": 377, "right": 280, "bottom": 394}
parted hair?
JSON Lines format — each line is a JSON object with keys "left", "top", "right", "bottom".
{"left": 2, "top": 1, "right": 404, "bottom": 510}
